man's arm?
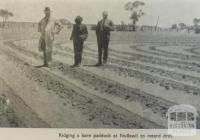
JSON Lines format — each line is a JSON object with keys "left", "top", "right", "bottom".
{"left": 70, "top": 25, "right": 75, "bottom": 40}
{"left": 96, "top": 21, "right": 100, "bottom": 35}
{"left": 79, "top": 25, "right": 88, "bottom": 41}
{"left": 38, "top": 19, "right": 46, "bottom": 38}
{"left": 109, "top": 20, "right": 114, "bottom": 31}
{"left": 38, "top": 20, "right": 42, "bottom": 32}
{"left": 84, "top": 25, "right": 88, "bottom": 40}
{"left": 104, "top": 20, "right": 114, "bottom": 31}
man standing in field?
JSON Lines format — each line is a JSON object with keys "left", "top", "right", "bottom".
{"left": 70, "top": 16, "right": 88, "bottom": 67}
{"left": 96, "top": 11, "right": 114, "bottom": 66}
{"left": 38, "top": 7, "right": 62, "bottom": 67}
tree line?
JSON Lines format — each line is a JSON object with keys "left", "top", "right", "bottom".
{"left": 0, "top": 1, "right": 145, "bottom": 30}
{"left": 2, "top": 0, "right": 200, "bottom": 33}
{"left": 171, "top": 18, "right": 200, "bottom": 33}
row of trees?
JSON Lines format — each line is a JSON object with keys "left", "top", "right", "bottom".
{"left": 0, "top": 1, "right": 198, "bottom": 33}
{"left": 172, "top": 19, "right": 200, "bottom": 30}
{"left": 0, "top": 1, "right": 144, "bottom": 30}
{"left": 0, "top": 9, "right": 14, "bottom": 28}
{"left": 171, "top": 18, "right": 200, "bottom": 33}
{"left": 171, "top": 23, "right": 186, "bottom": 30}
{"left": 124, "top": 1, "right": 200, "bottom": 33}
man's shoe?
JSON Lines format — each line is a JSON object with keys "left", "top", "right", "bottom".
{"left": 76, "top": 63, "right": 81, "bottom": 67}
{"left": 43, "top": 63, "right": 49, "bottom": 67}
{"left": 71, "top": 64, "right": 76, "bottom": 68}
{"left": 71, "top": 63, "right": 81, "bottom": 68}
{"left": 103, "top": 60, "right": 107, "bottom": 65}
{"left": 95, "top": 63, "right": 102, "bottom": 67}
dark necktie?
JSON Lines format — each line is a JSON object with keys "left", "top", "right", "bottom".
{"left": 101, "top": 19, "right": 105, "bottom": 31}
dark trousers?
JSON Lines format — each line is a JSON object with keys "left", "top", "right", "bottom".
{"left": 97, "top": 36, "right": 110, "bottom": 64}
{"left": 41, "top": 39, "right": 47, "bottom": 65}
{"left": 73, "top": 39, "right": 83, "bottom": 65}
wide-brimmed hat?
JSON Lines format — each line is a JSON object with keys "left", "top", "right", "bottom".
{"left": 75, "top": 16, "right": 83, "bottom": 23}
{"left": 44, "top": 7, "right": 51, "bottom": 12}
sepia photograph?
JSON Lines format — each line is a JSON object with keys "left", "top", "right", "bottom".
{"left": 0, "top": 0, "right": 200, "bottom": 135}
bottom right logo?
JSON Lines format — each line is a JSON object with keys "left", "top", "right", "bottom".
{"left": 167, "top": 104, "right": 198, "bottom": 136}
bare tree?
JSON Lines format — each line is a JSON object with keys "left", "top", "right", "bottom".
{"left": 124, "top": 1, "right": 145, "bottom": 31}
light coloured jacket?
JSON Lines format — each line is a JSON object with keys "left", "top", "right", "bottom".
{"left": 38, "top": 17, "right": 62, "bottom": 52}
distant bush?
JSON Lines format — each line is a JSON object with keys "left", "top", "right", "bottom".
{"left": 195, "top": 27, "right": 200, "bottom": 34}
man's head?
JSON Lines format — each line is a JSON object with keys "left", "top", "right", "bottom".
{"left": 102, "top": 11, "right": 108, "bottom": 19}
{"left": 75, "top": 16, "right": 83, "bottom": 24}
{"left": 44, "top": 7, "right": 51, "bottom": 17}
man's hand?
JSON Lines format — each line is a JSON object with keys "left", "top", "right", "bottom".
{"left": 104, "top": 23, "right": 114, "bottom": 31}
{"left": 54, "top": 21, "right": 63, "bottom": 34}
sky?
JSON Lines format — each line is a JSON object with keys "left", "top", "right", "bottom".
{"left": 0, "top": 0, "right": 200, "bottom": 27}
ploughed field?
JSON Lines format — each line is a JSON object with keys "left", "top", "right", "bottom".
{"left": 0, "top": 26, "right": 200, "bottom": 128}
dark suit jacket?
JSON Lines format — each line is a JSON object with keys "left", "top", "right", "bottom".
{"left": 70, "top": 24, "right": 88, "bottom": 41}
{"left": 96, "top": 19, "right": 114, "bottom": 39}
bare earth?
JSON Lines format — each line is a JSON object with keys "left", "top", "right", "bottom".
{"left": 0, "top": 26, "right": 200, "bottom": 128}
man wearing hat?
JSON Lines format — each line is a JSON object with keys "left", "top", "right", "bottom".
{"left": 70, "top": 16, "right": 88, "bottom": 67}
{"left": 96, "top": 11, "right": 114, "bottom": 66}
{"left": 38, "top": 7, "right": 62, "bottom": 67}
